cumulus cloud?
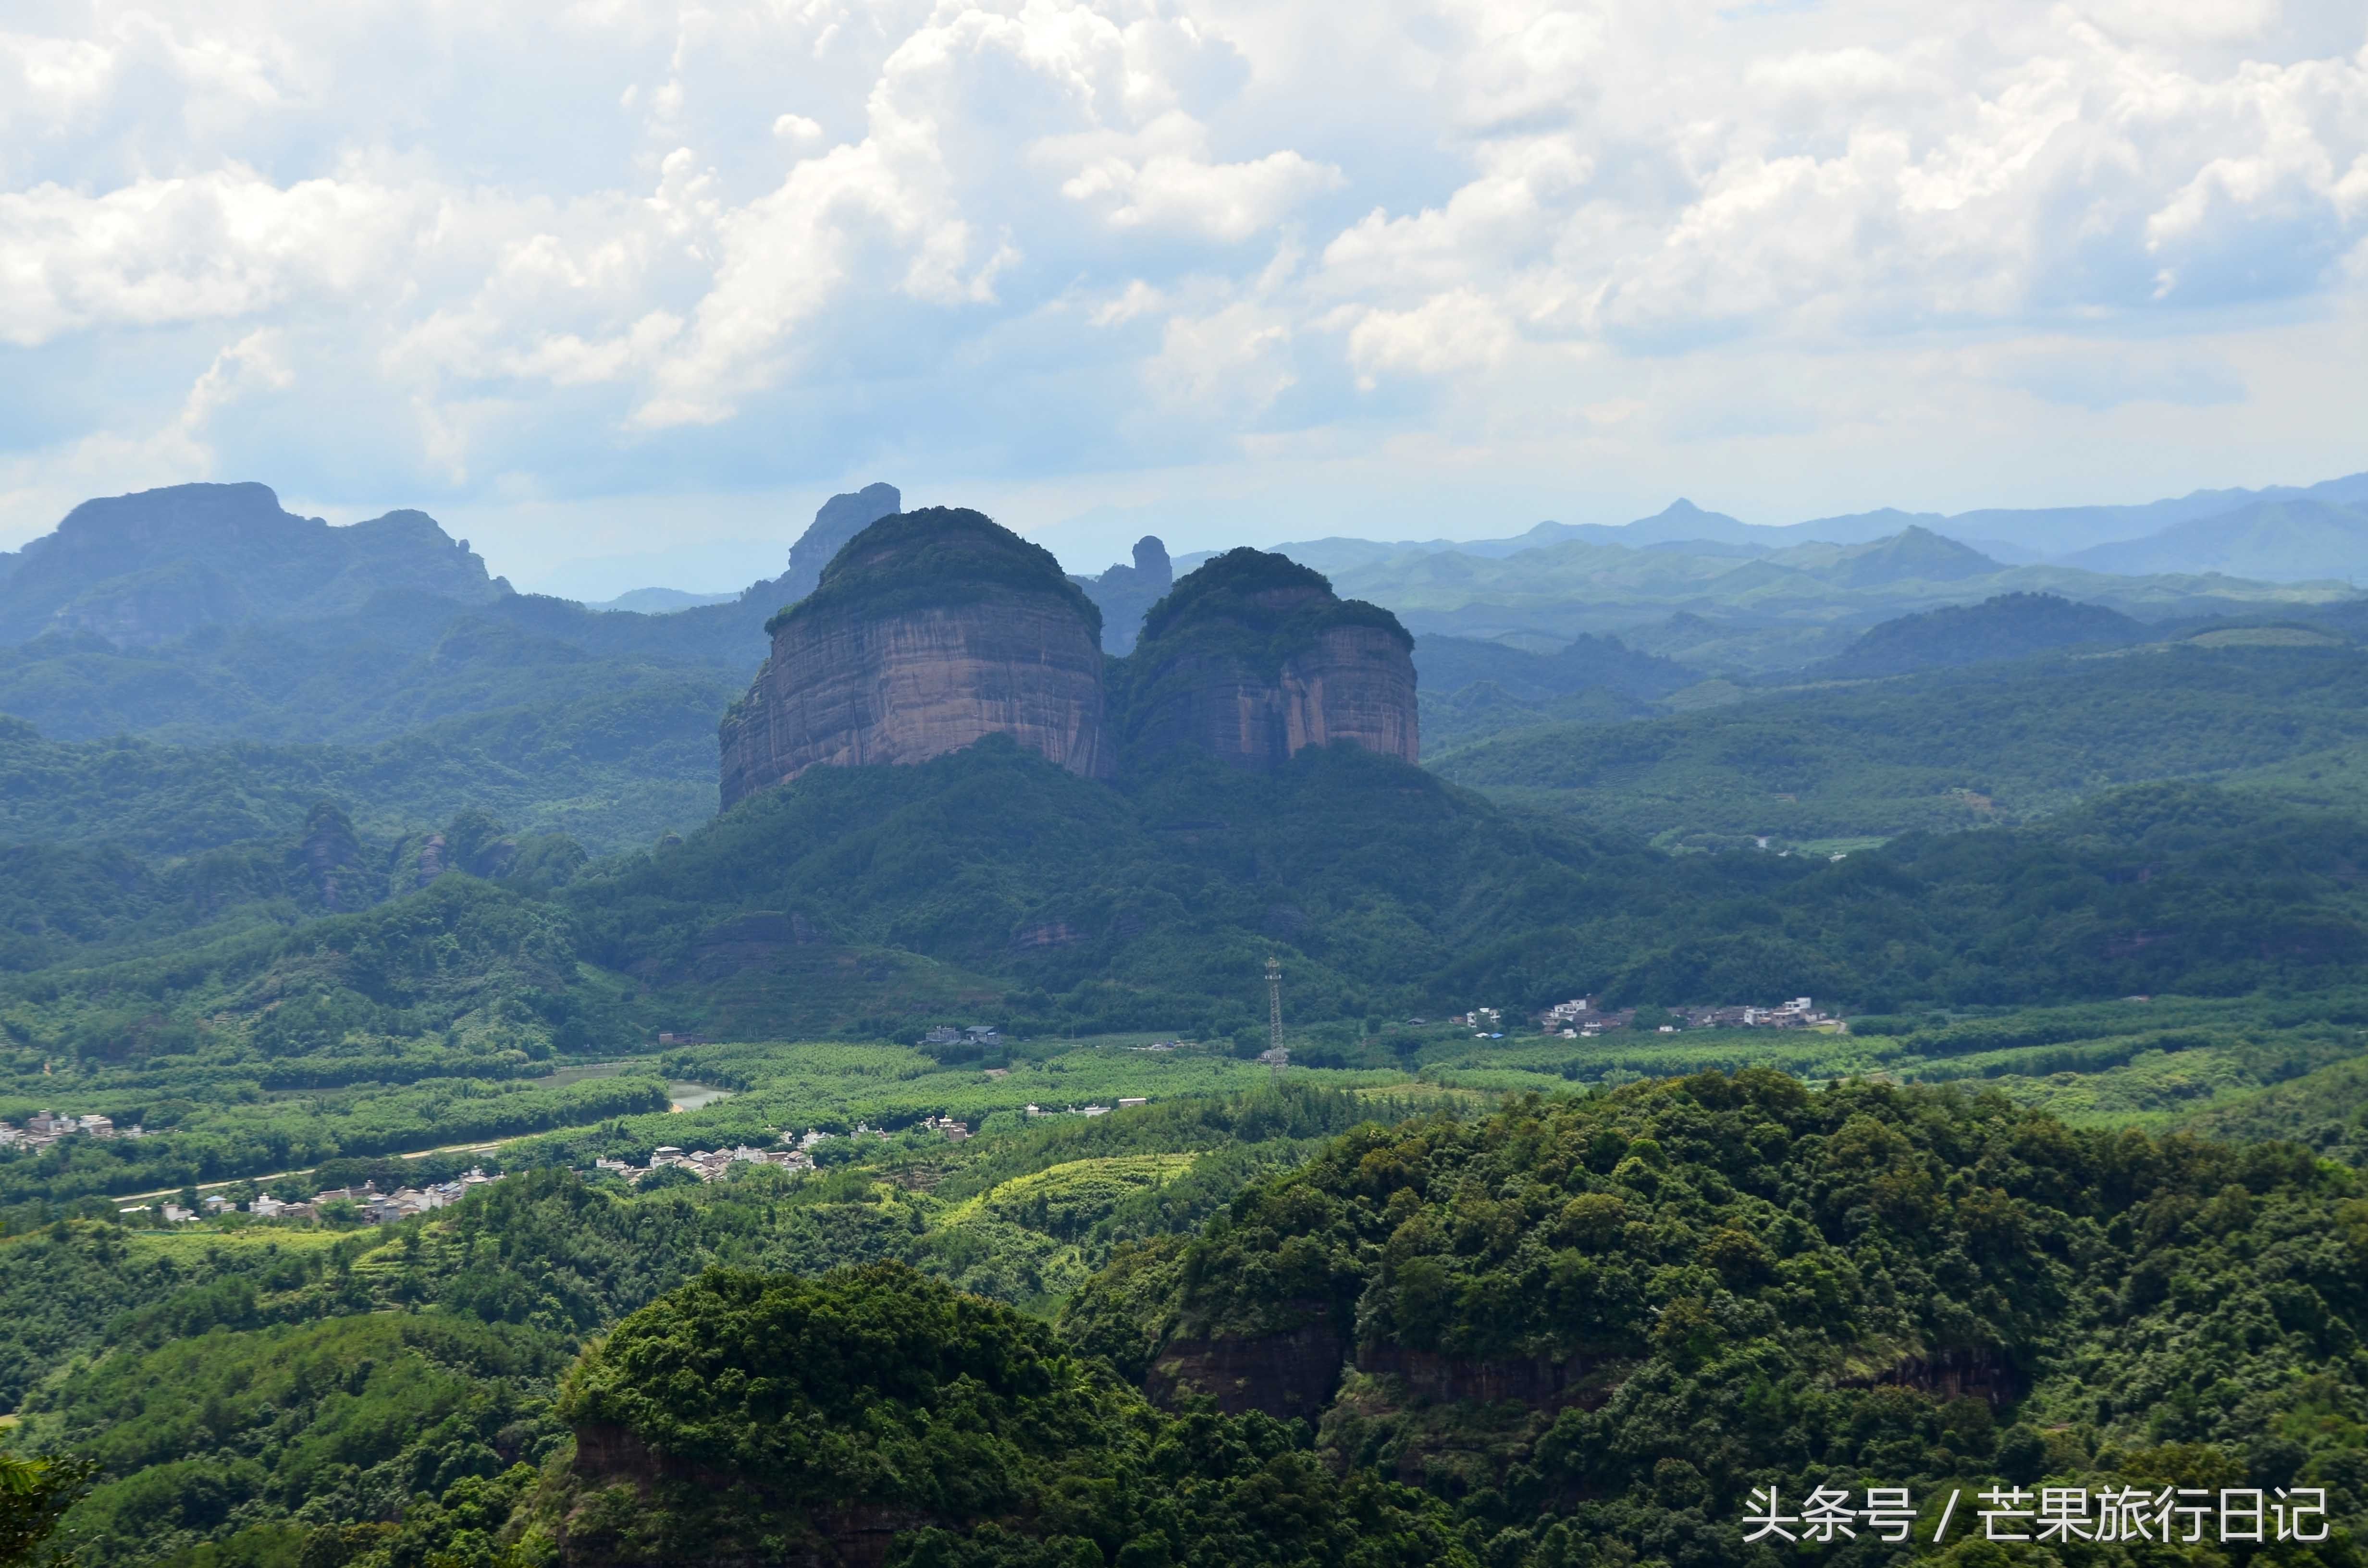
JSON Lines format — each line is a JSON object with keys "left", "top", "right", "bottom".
{"left": 0, "top": 0, "right": 2363, "bottom": 553}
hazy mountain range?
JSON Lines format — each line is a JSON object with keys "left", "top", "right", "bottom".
{"left": 1178, "top": 468, "right": 2368, "bottom": 586}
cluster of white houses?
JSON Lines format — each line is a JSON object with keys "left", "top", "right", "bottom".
{"left": 1026, "top": 1099, "right": 1147, "bottom": 1118}
{"left": 591, "top": 1118, "right": 976, "bottom": 1184}
{"left": 1530, "top": 996, "right": 1845, "bottom": 1037}
{"left": 127, "top": 1167, "right": 503, "bottom": 1225}
{"left": 922, "top": 1025, "right": 1003, "bottom": 1048}
{"left": 597, "top": 1145, "right": 813, "bottom": 1182}
{"left": 1, "top": 1111, "right": 145, "bottom": 1149}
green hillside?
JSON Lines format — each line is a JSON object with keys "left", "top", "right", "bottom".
{"left": 1433, "top": 641, "right": 2368, "bottom": 845}
{"left": 0, "top": 674, "right": 728, "bottom": 859}
{"left": 1811, "top": 592, "right": 2145, "bottom": 678}
{"left": 1059, "top": 1074, "right": 2368, "bottom": 1560}
{"left": 12, "top": 1077, "right": 2363, "bottom": 1567}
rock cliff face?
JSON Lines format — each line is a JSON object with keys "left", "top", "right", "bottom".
{"left": 1144, "top": 1307, "right": 1348, "bottom": 1422}
{"left": 1117, "top": 547, "right": 1418, "bottom": 771}
{"left": 719, "top": 508, "right": 1110, "bottom": 809}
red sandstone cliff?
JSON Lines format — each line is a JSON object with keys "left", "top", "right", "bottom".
{"left": 1118, "top": 550, "right": 1418, "bottom": 771}
{"left": 719, "top": 508, "right": 1110, "bottom": 810}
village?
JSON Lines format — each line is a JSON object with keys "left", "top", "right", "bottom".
{"left": 75, "top": 1101, "right": 1164, "bottom": 1231}
{"left": 0, "top": 1109, "right": 146, "bottom": 1148}
{"left": 121, "top": 1166, "right": 505, "bottom": 1225}
{"left": 1447, "top": 995, "right": 1849, "bottom": 1038}
{"left": 590, "top": 1115, "right": 987, "bottom": 1184}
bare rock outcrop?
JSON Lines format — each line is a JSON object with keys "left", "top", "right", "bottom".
{"left": 719, "top": 508, "right": 1110, "bottom": 809}
{"left": 1144, "top": 1306, "right": 1349, "bottom": 1422}
{"left": 778, "top": 482, "right": 901, "bottom": 605}
{"left": 1116, "top": 547, "right": 1418, "bottom": 771}
{"left": 1070, "top": 534, "right": 1173, "bottom": 653}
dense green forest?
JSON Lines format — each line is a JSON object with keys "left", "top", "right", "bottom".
{"left": 9, "top": 1078, "right": 2364, "bottom": 1566}
{"left": 1807, "top": 594, "right": 2146, "bottom": 679}
{"left": 1062, "top": 1074, "right": 2368, "bottom": 1564}
{"left": 1432, "top": 641, "right": 2368, "bottom": 845}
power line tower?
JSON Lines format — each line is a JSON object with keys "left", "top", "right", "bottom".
{"left": 1260, "top": 956, "right": 1288, "bottom": 1079}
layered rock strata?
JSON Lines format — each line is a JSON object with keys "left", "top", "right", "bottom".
{"left": 1118, "top": 547, "right": 1418, "bottom": 771}
{"left": 719, "top": 508, "right": 1110, "bottom": 809}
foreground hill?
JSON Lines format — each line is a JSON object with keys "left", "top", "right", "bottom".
{"left": 21, "top": 1076, "right": 2361, "bottom": 1566}
{"left": 544, "top": 1263, "right": 1462, "bottom": 1567}
{"left": 1057, "top": 1074, "right": 2365, "bottom": 1559}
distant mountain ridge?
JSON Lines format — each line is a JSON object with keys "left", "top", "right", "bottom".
{"left": 2062, "top": 497, "right": 2368, "bottom": 582}
{"left": 1193, "top": 469, "right": 2368, "bottom": 584}
{"left": 0, "top": 482, "right": 511, "bottom": 647}
{"left": 586, "top": 588, "right": 739, "bottom": 614}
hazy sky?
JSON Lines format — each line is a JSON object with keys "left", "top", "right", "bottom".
{"left": 3, "top": 0, "right": 2365, "bottom": 594}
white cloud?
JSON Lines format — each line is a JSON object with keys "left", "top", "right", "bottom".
{"left": 1147, "top": 300, "right": 1296, "bottom": 413}
{"left": 1063, "top": 148, "right": 1341, "bottom": 239}
{"left": 1345, "top": 290, "right": 1517, "bottom": 385}
{"left": 0, "top": 166, "right": 420, "bottom": 346}
{"left": 0, "top": 0, "right": 2363, "bottom": 561}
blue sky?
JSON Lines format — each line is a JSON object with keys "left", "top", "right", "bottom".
{"left": 3, "top": 0, "right": 2365, "bottom": 596}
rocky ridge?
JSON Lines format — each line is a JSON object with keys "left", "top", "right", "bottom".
{"left": 0, "top": 482, "right": 510, "bottom": 647}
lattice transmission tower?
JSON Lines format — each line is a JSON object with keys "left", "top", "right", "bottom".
{"left": 1262, "top": 956, "right": 1288, "bottom": 1079}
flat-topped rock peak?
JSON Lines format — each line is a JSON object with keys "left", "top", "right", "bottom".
{"left": 720, "top": 520, "right": 1418, "bottom": 810}
{"left": 719, "top": 508, "right": 1110, "bottom": 808}
{"left": 1119, "top": 546, "right": 1418, "bottom": 772}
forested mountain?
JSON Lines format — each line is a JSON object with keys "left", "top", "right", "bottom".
{"left": 1432, "top": 640, "right": 2368, "bottom": 843}
{"left": 1060, "top": 1075, "right": 2368, "bottom": 1563}
{"left": 1810, "top": 593, "right": 2146, "bottom": 678}
{"left": 0, "top": 484, "right": 510, "bottom": 647}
